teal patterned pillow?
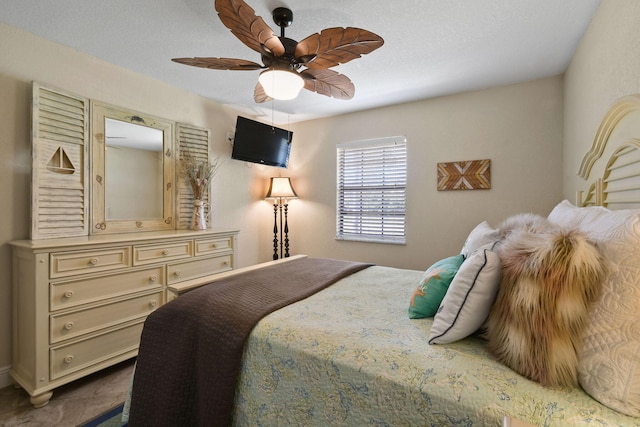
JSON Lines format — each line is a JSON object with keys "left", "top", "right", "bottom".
{"left": 409, "top": 255, "right": 465, "bottom": 319}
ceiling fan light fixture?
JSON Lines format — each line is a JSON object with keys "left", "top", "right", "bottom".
{"left": 259, "top": 69, "right": 304, "bottom": 100}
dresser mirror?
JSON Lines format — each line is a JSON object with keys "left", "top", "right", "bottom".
{"left": 104, "top": 118, "right": 164, "bottom": 220}
{"left": 91, "top": 102, "right": 175, "bottom": 234}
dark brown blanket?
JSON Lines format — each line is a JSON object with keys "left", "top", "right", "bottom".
{"left": 128, "top": 257, "right": 371, "bottom": 427}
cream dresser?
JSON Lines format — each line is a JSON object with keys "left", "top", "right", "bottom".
{"left": 10, "top": 228, "right": 238, "bottom": 407}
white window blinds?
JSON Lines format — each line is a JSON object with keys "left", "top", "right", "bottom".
{"left": 336, "top": 136, "right": 407, "bottom": 244}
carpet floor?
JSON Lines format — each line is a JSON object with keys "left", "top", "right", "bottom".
{"left": 0, "top": 359, "right": 134, "bottom": 427}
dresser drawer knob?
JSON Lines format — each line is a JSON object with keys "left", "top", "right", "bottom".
{"left": 89, "top": 258, "right": 99, "bottom": 265}
{"left": 64, "top": 322, "right": 75, "bottom": 330}
{"left": 149, "top": 275, "right": 158, "bottom": 282}
{"left": 162, "top": 249, "right": 170, "bottom": 256}
{"left": 64, "top": 355, "right": 74, "bottom": 364}
{"left": 149, "top": 300, "right": 158, "bottom": 308}
{"left": 174, "top": 270, "right": 181, "bottom": 277}
{"left": 223, "top": 261, "right": 230, "bottom": 266}
{"left": 64, "top": 290, "right": 74, "bottom": 299}
{"left": 211, "top": 243, "right": 217, "bottom": 248}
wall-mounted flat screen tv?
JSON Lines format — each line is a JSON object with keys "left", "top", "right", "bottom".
{"left": 231, "top": 116, "right": 293, "bottom": 168}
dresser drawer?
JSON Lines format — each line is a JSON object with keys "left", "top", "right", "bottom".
{"left": 50, "top": 266, "right": 164, "bottom": 311}
{"left": 133, "top": 240, "right": 193, "bottom": 265}
{"left": 50, "top": 321, "right": 144, "bottom": 380}
{"left": 50, "top": 290, "right": 163, "bottom": 344}
{"left": 195, "top": 236, "right": 233, "bottom": 256}
{"left": 50, "top": 247, "right": 131, "bottom": 279}
{"left": 167, "top": 254, "right": 232, "bottom": 285}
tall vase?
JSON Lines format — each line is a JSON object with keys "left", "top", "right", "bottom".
{"left": 191, "top": 199, "right": 209, "bottom": 230}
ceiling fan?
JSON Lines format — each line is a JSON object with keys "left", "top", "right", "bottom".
{"left": 172, "top": 0, "right": 384, "bottom": 102}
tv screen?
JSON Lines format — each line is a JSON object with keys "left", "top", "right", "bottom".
{"left": 231, "top": 116, "right": 292, "bottom": 168}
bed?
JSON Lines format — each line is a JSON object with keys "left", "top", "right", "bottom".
{"left": 126, "top": 96, "right": 640, "bottom": 426}
{"left": 232, "top": 262, "right": 638, "bottom": 426}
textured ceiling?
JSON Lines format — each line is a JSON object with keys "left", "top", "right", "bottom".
{"left": 1, "top": 0, "right": 600, "bottom": 124}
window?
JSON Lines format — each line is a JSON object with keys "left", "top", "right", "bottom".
{"left": 336, "top": 136, "right": 407, "bottom": 244}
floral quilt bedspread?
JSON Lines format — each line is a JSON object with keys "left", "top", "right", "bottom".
{"left": 233, "top": 266, "right": 638, "bottom": 426}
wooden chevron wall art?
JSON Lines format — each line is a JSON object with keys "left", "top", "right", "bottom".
{"left": 437, "top": 159, "right": 491, "bottom": 191}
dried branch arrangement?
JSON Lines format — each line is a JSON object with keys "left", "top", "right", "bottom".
{"left": 179, "top": 151, "right": 223, "bottom": 200}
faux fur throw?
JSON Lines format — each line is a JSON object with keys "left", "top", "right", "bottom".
{"left": 486, "top": 214, "right": 606, "bottom": 387}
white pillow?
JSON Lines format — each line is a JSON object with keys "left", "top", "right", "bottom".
{"left": 460, "top": 221, "right": 500, "bottom": 259}
{"left": 547, "top": 199, "right": 593, "bottom": 227}
{"left": 548, "top": 200, "right": 640, "bottom": 417}
{"left": 429, "top": 244, "right": 502, "bottom": 344}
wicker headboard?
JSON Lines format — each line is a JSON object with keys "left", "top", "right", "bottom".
{"left": 577, "top": 95, "right": 640, "bottom": 209}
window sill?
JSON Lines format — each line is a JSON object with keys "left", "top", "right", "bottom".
{"left": 335, "top": 235, "right": 406, "bottom": 245}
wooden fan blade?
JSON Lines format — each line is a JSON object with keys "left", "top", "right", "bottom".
{"left": 295, "top": 27, "right": 384, "bottom": 69}
{"left": 172, "top": 57, "right": 264, "bottom": 70}
{"left": 300, "top": 69, "right": 355, "bottom": 100}
{"left": 254, "top": 82, "right": 273, "bottom": 103}
{"left": 215, "top": 0, "right": 285, "bottom": 56}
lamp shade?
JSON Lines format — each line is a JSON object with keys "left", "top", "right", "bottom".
{"left": 258, "top": 69, "right": 304, "bottom": 100}
{"left": 265, "top": 177, "right": 298, "bottom": 200}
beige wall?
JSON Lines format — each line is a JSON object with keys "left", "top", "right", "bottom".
{"left": 279, "top": 77, "right": 564, "bottom": 270}
{"left": 563, "top": 0, "right": 640, "bottom": 199}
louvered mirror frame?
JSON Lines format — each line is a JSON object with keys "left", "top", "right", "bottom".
{"left": 176, "top": 123, "right": 211, "bottom": 229}
{"left": 31, "top": 82, "right": 211, "bottom": 239}
{"left": 31, "top": 83, "right": 89, "bottom": 239}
